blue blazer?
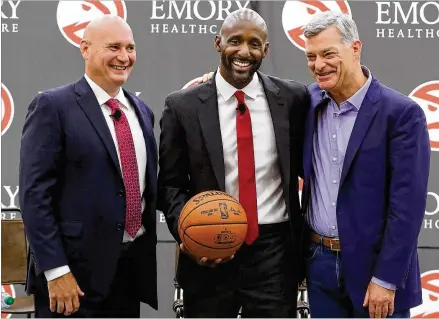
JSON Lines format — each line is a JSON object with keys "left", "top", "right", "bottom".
{"left": 302, "top": 75, "right": 430, "bottom": 311}
{"left": 19, "top": 77, "right": 158, "bottom": 309}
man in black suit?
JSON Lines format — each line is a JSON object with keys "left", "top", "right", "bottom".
{"left": 158, "top": 8, "right": 309, "bottom": 318}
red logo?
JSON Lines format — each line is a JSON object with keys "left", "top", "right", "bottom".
{"left": 182, "top": 77, "right": 203, "bottom": 90}
{"left": 1, "top": 83, "right": 14, "bottom": 136}
{"left": 411, "top": 270, "right": 439, "bottom": 318}
{"left": 282, "top": 0, "right": 351, "bottom": 51}
{"left": 409, "top": 81, "right": 439, "bottom": 151}
{"left": 1, "top": 285, "right": 16, "bottom": 318}
{"left": 57, "top": 1, "right": 127, "bottom": 48}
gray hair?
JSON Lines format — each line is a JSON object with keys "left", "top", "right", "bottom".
{"left": 220, "top": 8, "right": 267, "bottom": 37}
{"left": 303, "top": 11, "right": 359, "bottom": 45}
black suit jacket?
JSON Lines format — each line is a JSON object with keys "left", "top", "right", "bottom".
{"left": 157, "top": 71, "right": 309, "bottom": 289}
{"left": 19, "top": 77, "right": 158, "bottom": 309}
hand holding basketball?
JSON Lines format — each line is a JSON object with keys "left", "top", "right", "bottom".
{"left": 179, "top": 243, "right": 234, "bottom": 267}
{"left": 178, "top": 191, "right": 248, "bottom": 265}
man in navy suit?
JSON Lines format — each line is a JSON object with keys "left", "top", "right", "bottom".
{"left": 301, "top": 12, "right": 430, "bottom": 318}
{"left": 19, "top": 16, "right": 158, "bottom": 317}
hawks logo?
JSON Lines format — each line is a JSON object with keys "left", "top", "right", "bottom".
{"left": 1, "top": 83, "right": 14, "bottom": 136}
{"left": 409, "top": 81, "right": 439, "bottom": 151}
{"left": 182, "top": 77, "right": 203, "bottom": 90}
{"left": 282, "top": 0, "right": 351, "bottom": 51}
{"left": 57, "top": 0, "right": 127, "bottom": 48}
{"left": 1, "top": 285, "right": 16, "bottom": 318}
{"left": 411, "top": 270, "right": 439, "bottom": 318}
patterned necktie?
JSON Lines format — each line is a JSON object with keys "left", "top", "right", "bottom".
{"left": 106, "top": 98, "right": 142, "bottom": 238}
{"left": 234, "top": 91, "right": 258, "bottom": 245}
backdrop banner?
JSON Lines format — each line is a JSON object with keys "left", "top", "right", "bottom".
{"left": 1, "top": 1, "right": 438, "bottom": 317}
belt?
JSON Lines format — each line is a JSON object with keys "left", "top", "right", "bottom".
{"left": 310, "top": 232, "right": 341, "bottom": 252}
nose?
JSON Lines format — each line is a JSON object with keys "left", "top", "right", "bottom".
{"left": 117, "top": 49, "right": 129, "bottom": 63}
{"left": 314, "top": 55, "right": 326, "bottom": 72}
{"left": 238, "top": 43, "right": 250, "bottom": 58}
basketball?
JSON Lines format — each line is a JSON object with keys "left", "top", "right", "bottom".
{"left": 178, "top": 191, "right": 248, "bottom": 260}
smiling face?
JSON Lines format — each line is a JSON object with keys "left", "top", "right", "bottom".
{"left": 304, "top": 26, "right": 361, "bottom": 96}
{"left": 215, "top": 19, "right": 269, "bottom": 89}
{"left": 80, "top": 17, "right": 136, "bottom": 96}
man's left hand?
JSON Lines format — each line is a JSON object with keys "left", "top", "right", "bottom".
{"left": 363, "top": 281, "right": 395, "bottom": 318}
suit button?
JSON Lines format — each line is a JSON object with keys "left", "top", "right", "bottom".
{"left": 116, "top": 224, "right": 123, "bottom": 231}
{"left": 118, "top": 189, "right": 125, "bottom": 196}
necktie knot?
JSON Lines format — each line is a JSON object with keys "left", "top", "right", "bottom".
{"left": 106, "top": 98, "right": 120, "bottom": 112}
{"left": 234, "top": 91, "right": 245, "bottom": 104}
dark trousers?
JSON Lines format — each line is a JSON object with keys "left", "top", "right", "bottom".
{"left": 306, "top": 243, "right": 410, "bottom": 318}
{"left": 34, "top": 240, "right": 143, "bottom": 318}
{"left": 183, "top": 222, "right": 297, "bottom": 318}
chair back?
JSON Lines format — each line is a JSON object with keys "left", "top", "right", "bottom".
{"left": 1, "top": 218, "right": 28, "bottom": 285}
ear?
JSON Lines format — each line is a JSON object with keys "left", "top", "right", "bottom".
{"left": 80, "top": 40, "right": 90, "bottom": 60}
{"left": 352, "top": 40, "right": 362, "bottom": 60}
{"left": 263, "top": 41, "right": 269, "bottom": 58}
{"left": 214, "top": 35, "right": 221, "bottom": 52}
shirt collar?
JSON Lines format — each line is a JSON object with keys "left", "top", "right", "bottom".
{"left": 84, "top": 74, "right": 131, "bottom": 109}
{"left": 321, "top": 65, "right": 372, "bottom": 111}
{"left": 215, "top": 67, "right": 260, "bottom": 102}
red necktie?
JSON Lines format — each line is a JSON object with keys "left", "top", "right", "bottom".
{"left": 234, "top": 91, "right": 258, "bottom": 245}
{"left": 106, "top": 98, "right": 142, "bottom": 238}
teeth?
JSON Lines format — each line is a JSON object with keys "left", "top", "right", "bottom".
{"left": 111, "top": 65, "right": 127, "bottom": 70}
{"left": 233, "top": 59, "right": 251, "bottom": 67}
{"left": 319, "top": 72, "right": 333, "bottom": 76}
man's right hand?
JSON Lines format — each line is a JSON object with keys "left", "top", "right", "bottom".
{"left": 47, "top": 272, "right": 84, "bottom": 316}
{"left": 180, "top": 243, "right": 234, "bottom": 268}
{"left": 201, "top": 72, "right": 214, "bottom": 83}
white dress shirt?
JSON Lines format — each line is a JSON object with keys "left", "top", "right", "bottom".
{"left": 215, "top": 70, "right": 288, "bottom": 224}
{"left": 44, "top": 74, "right": 147, "bottom": 281}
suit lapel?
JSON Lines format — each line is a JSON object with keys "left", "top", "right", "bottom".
{"left": 197, "top": 78, "right": 226, "bottom": 191}
{"left": 75, "top": 77, "right": 122, "bottom": 177}
{"left": 258, "top": 73, "right": 290, "bottom": 205}
{"left": 340, "top": 78, "right": 381, "bottom": 186}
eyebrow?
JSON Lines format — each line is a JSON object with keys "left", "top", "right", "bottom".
{"left": 106, "top": 42, "right": 136, "bottom": 47}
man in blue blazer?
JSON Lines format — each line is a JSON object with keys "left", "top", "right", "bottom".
{"left": 19, "top": 16, "right": 158, "bottom": 317}
{"left": 301, "top": 12, "right": 430, "bottom": 318}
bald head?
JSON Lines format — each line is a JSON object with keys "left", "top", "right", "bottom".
{"left": 83, "top": 15, "right": 132, "bottom": 43}
{"left": 220, "top": 8, "right": 267, "bottom": 40}
{"left": 80, "top": 16, "right": 136, "bottom": 97}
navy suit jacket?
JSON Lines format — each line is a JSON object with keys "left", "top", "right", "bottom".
{"left": 19, "top": 77, "right": 158, "bottom": 309}
{"left": 302, "top": 75, "right": 430, "bottom": 311}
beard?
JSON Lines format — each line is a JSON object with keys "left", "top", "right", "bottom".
{"left": 220, "top": 53, "right": 263, "bottom": 85}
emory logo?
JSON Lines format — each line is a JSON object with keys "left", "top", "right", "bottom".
{"left": 1, "top": 0, "right": 21, "bottom": 33}
{"left": 150, "top": 1, "right": 250, "bottom": 35}
{"left": 1, "top": 83, "right": 14, "bottom": 136}
{"left": 282, "top": 0, "right": 351, "bottom": 51}
{"left": 57, "top": 0, "right": 127, "bottom": 48}
{"left": 411, "top": 270, "right": 439, "bottom": 318}
{"left": 1, "top": 285, "right": 15, "bottom": 318}
{"left": 375, "top": 2, "right": 439, "bottom": 39}
{"left": 408, "top": 81, "right": 439, "bottom": 151}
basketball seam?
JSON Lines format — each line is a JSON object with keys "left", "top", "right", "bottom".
{"left": 179, "top": 198, "right": 242, "bottom": 230}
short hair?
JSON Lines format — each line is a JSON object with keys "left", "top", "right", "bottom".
{"left": 303, "top": 11, "right": 359, "bottom": 45}
{"left": 220, "top": 8, "right": 267, "bottom": 38}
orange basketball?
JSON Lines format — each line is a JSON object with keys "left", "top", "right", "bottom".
{"left": 178, "top": 191, "right": 248, "bottom": 260}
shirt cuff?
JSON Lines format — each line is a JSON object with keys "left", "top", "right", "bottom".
{"left": 44, "top": 265, "right": 71, "bottom": 281}
{"left": 372, "top": 276, "right": 396, "bottom": 290}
